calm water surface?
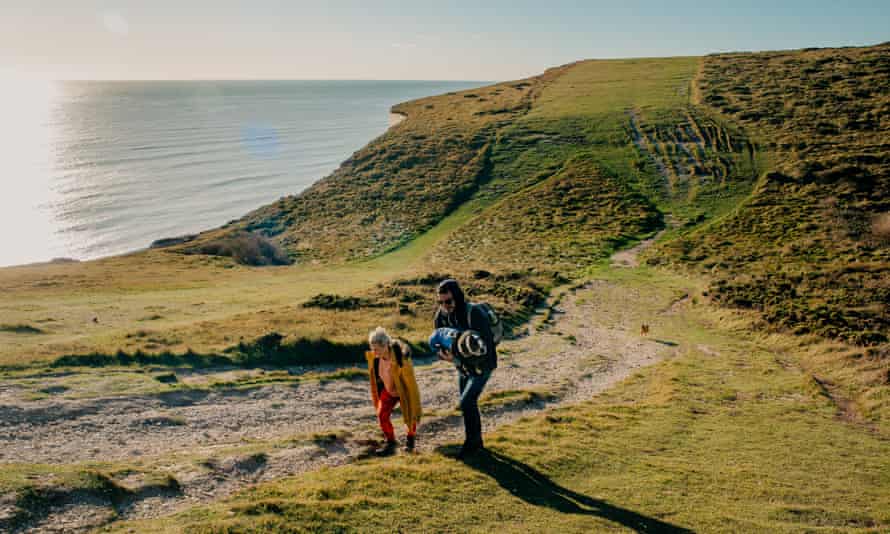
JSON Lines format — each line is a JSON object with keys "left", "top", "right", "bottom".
{"left": 0, "top": 80, "right": 485, "bottom": 267}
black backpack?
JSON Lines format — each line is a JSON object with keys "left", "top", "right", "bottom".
{"left": 467, "top": 302, "right": 503, "bottom": 345}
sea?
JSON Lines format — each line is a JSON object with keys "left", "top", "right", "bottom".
{"left": 0, "top": 80, "right": 486, "bottom": 268}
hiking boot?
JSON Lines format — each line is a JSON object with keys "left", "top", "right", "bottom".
{"left": 405, "top": 435, "right": 416, "bottom": 452}
{"left": 378, "top": 440, "right": 397, "bottom": 457}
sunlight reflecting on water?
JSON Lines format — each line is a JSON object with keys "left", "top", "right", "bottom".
{"left": 0, "top": 79, "right": 69, "bottom": 266}
{"left": 0, "top": 79, "right": 488, "bottom": 268}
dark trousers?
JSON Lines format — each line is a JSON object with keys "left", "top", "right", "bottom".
{"left": 458, "top": 370, "right": 492, "bottom": 446}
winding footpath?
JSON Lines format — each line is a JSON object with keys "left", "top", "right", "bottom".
{"left": 1, "top": 244, "right": 676, "bottom": 533}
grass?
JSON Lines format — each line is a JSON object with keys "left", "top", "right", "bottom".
{"left": 647, "top": 44, "right": 890, "bottom": 347}
{"left": 479, "top": 387, "right": 558, "bottom": 408}
{"left": 435, "top": 153, "right": 662, "bottom": 272}
{"left": 0, "top": 463, "right": 181, "bottom": 531}
{"left": 2, "top": 45, "right": 888, "bottom": 531}
{"left": 0, "top": 244, "right": 553, "bottom": 370}
{"left": 0, "top": 364, "right": 373, "bottom": 403}
{"left": 0, "top": 253, "right": 544, "bottom": 369}
{"left": 0, "top": 53, "right": 749, "bottom": 369}
{"left": 98, "top": 266, "right": 890, "bottom": 533}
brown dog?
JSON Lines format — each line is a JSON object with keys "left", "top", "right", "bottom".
{"left": 640, "top": 323, "right": 650, "bottom": 336}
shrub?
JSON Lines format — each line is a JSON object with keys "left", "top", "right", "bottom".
{"left": 302, "top": 294, "right": 381, "bottom": 310}
{"left": 185, "top": 231, "right": 291, "bottom": 266}
{"left": 233, "top": 333, "right": 369, "bottom": 367}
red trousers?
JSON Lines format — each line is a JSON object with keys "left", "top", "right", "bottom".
{"left": 377, "top": 388, "right": 416, "bottom": 441}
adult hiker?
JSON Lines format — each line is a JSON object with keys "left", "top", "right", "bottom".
{"left": 433, "top": 279, "right": 498, "bottom": 458}
{"left": 365, "top": 326, "right": 423, "bottom": 455}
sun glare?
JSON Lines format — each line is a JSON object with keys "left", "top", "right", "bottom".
{"left": 0, "top": 74, "right": 65, "bottom": 266}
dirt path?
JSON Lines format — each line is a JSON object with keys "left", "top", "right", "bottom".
{"left": 3, "top": 243, "right": 671, "bottom": 532}
{"left": 610, "top": 230, "right": 667, "bottom": 268}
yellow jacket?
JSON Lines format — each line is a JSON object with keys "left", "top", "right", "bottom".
{"left": 365, "top": 339, "right": 422, "bottom": 428}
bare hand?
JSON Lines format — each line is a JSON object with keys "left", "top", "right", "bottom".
{"left": 438, "top": 349, "right": 454, "bottom": 362}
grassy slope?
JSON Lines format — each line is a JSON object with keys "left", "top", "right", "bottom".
{"left": 439, "top": 154, "right": 661, "bottom": 270}
{"left": 0, "top": 69, "right": 576, "bottom": 368}
{"left": 3, "top": 46, "right": 890, "bottom": 532}
{"left": 105, "top": 266, "right": 890, "bottom": 533}
{"left": 0, "top": 56, "right": 716, "bottom": 368}
{"left": 644, "top": 44, "right": 890, "bottom": 426}
{"left": 0, "top": 251, "right": 419, "bottom": 367}
{"left": 647, "top": 45, "right": 890, "bottom": 345}
{"left": 189, "top": 68, "right": 569, "bottom": 263}
{"left": 428, "top": 56, "right": 755, "bottom": 273}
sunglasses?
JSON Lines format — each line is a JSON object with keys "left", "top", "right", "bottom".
{"left": 438, "top": 297, "right": 454, "bottom": 306}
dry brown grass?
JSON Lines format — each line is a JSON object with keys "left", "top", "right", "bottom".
{"left": 872, "top": 212, "right": 890, "bottom": 241}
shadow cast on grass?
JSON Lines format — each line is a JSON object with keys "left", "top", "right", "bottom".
{"left": 454, "top": 448, "right": 693, "bottom": 533}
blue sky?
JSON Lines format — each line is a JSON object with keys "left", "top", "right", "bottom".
{"left": 2, "top": 1, "right": 888, "bottom": 80}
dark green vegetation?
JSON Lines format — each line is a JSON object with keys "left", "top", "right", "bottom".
{"left": 45, "top": 334, "right": 369, "bottom": 369}
{"left": 648, "top": 44, "right": 890, "bottom": 346}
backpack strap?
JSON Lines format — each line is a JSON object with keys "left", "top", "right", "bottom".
{"left": 466, "top": 303, "right": 474, "bottom": 331}
{"left": 391, "top": 340, "right": 405, "bottom": 367}
{"left": 373, "top": 358, "right": 384, "bottom": 391}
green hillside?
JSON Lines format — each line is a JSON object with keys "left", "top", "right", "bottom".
{"left": 3, "top": 43, "right": 889, "bottom": 533}
{"left": 647, "top": 44, "right": 890, "bottom": 347}
{"left": 3, "top": 45, "right": 885, "bottom": 373}
{"left": 180, "top": 66, "right": 569, "bottom": 263}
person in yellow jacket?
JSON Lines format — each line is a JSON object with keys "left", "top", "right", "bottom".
{"left": 366, "top": 326, "right": 422, "bottom": 454}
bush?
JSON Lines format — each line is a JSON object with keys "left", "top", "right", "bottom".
{"left": 51, "top": 350, "right": 231, "bottom": 369}
{"left": 185, "top": 231, "right": 292, "bottom": 266}
{"left": 302, "top": 294, "right": 381, "bottom": 310}
{"left": 232, "top": 333, "right": 370, "bottom": 367}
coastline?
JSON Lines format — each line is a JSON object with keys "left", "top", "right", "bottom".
{"left": 388, "top": 111, "right": 407, "bottom": 128}
{"left": 2, "top": 80, "right": 482, "bottom": 271}
{"left": 2, "top": 111, "right": 412, "bottom": 271}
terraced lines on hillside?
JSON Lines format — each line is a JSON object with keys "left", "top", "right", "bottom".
{"left": 647, "top": 43, "right": 890, "bottom": 426}
{"left": 650, "top": 44, "right": 890, "bottom": 345}
{"left": 629, "top": 108, "right": 757, "bottom": 202}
